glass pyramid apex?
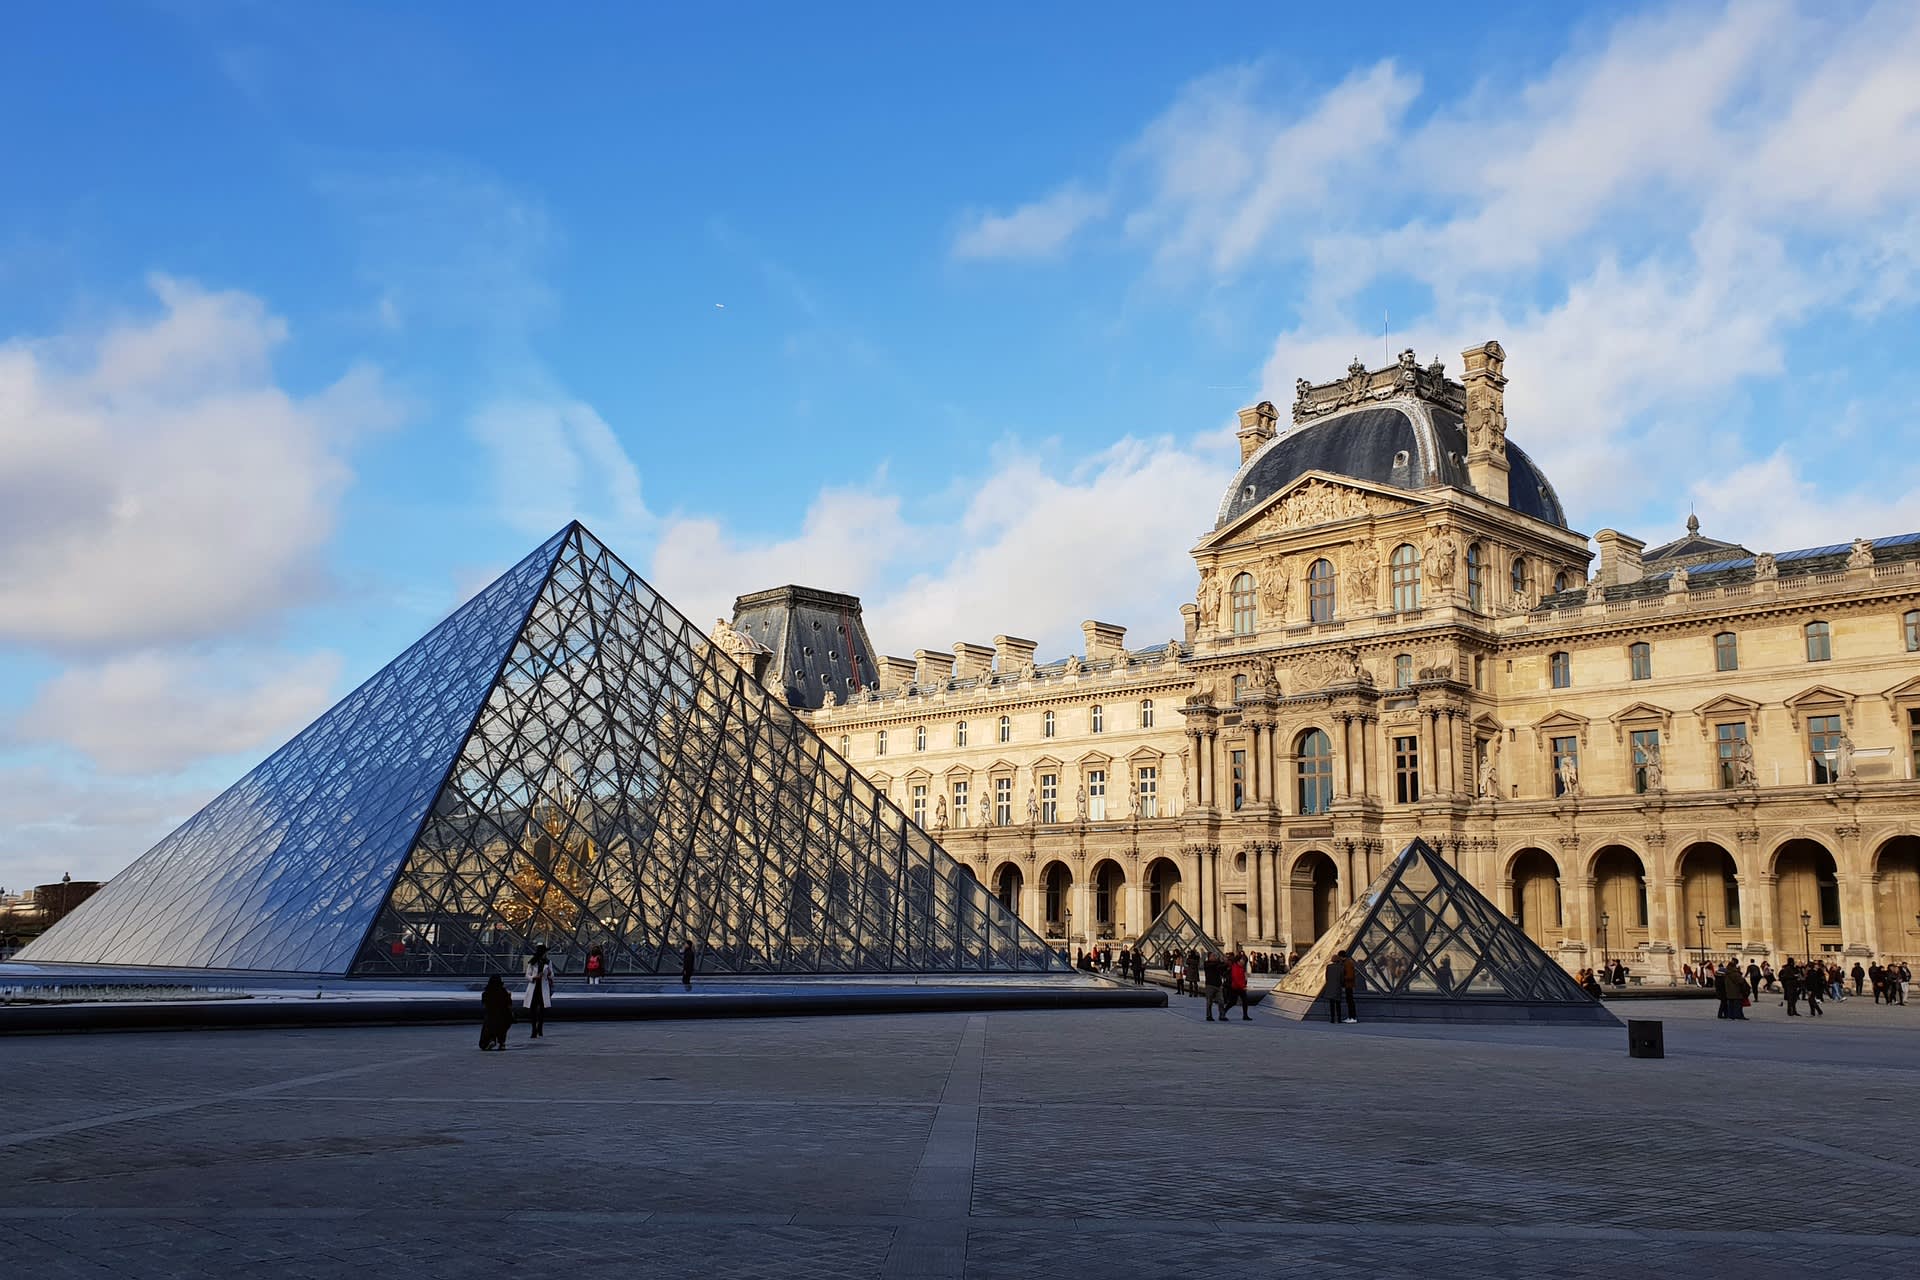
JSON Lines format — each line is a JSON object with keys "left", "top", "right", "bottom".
{"left": 23, "top": 523, "right": 1067, "bottom": 978}
{"left": 1269, "top": 838, "right": 1616, "bottom": 1023}
{"left": 1131, "top": 901, "right": 1222, "bottom": 967}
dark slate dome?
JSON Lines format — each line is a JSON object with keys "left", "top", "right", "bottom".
{"left": 1214, "top": 399, "right": 1567, "bottom": 531}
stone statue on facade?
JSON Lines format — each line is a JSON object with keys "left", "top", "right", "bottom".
{"left": 1848, "top": 538, "right": 1875, "bottom": 568}
{"left": 1063, "top": 654, "right": 1082, "bottom": 677}
{"left": 1476, "top": 737, "right": 1500, "bottom": 799}
{"left": 1196, "top": 569, "right": 1223, "bottom": 631}
{"left": 1346, "top": 544, "right": 1378, "bottom": 602}
{"left": 980, "top": 789, "right": 993, "bottom": 827}
{"left": 1731, "top": 737, "right": 1758, "bottom": 787}
{"left": 1027, "top": 789, "right": 1039, "bottom": 824}
{"left": 710, "top": 617, "right": 760, "bottom": 664}
{"left": 1426, "top": 531, "right": 1459, "bottom": 591}
{"left": 1075, "top": 784, "right": 1087, "bottom": 822}
{"left": 1834, "top": 733, "right": 1857, "bottom": 782}
{"left": 1258, "top": 553, "right": 1290, "bottom": 618}
{"left": 1585, "top": 578, "right": 1606, "bottom": 604}
{"left": 820, "top": 687, "right": 838, "bottom": 709}
{"left": 1636, "top": 740, "right": 1664, "bottom": 791}
{"left": 1164, "top": 640, "right": 1184, "bottom": 665}
{"left": 1754, "top": 551, "right": 1777, "bottom": 579}
{"left": 933, "top": 795, "right": 947, "bottom": 830}
{"left": 1556, "top": 754, "right": 1580, "bottom": 798}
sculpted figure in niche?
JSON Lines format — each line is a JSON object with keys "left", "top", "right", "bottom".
{"left": 1556, "top": 754, "right": 1580, "bottom": 798}
{"left": 1027, "top": 789, "right": 1039, "bottom": 825}
{"left": 1258, "top": 554, "right": 1291, "bottom": 618}
{"left": 1196, "top": 569, "right": 1223, "bottom": 630}
{"left": 1346, "top": 544, "right": 1379, "bottom": 602}
{"left": 1476, "top": 737, "right": 1500, "bottom": 799}
{"left": 1075, "top": 784, "right": 1087, "bottom": 822}
{"left": 933, "top": 796, "right": 947, "bottom": 830}
{"left": 1636, "top": 741, "right": 1664, "bottom": 791}
{"left": 1834, "top": 733, "right": 1857, "bottom": 782}
{"left": 980, "top": 789, "right": 993, "bottom": 827}
{"left": 1426, "top": 532, "right": 1459, "bottom": 591}
{"left": 1731, "top": 736, "right": 1758, "bottom": 787}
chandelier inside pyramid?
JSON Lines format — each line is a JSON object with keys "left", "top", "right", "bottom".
{"left": 21, "top": 523, "right": 1066, "bottom": 977}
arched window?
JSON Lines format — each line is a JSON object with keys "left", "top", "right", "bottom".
{"left": 1628, "top": 642, "right": 1651, "bottom": 681}
{"left": 915, "top": 725, "right": 927, "bottom": 751}
{"left": 1394, "top": 654, "right": 1413, "bottom": 688}
{"left": 1391, "top": 544, "right": 1422, "bottom": 611}
{"left": 1043, "top": 709, "right": 1056, "bottom": 738}
{"left": 1511, "top": 557, "right": 1529, "bottom": 599}
{"left": 998, "top": 715, "right": 1011, "bottom": 743}
{"left": 955, "top": 721, "right": 969, "bottom": 747}
{"left": 1091, "top": 705, "right": 1105, "bottom": 733}
{"left": 1231, "top": 571, "right": 1257, "bottom": 635}
{"left": 1139, "top": 699, "right": 1154, "bottom": 728}
{"left": 1550, "top": 651, "right": 1571, "bottom": 688}
{"left": 1805, "top": 621, "right": 1832, "bottom": 662}
{"left": 1309, "top": 558, "right": 1336, "bottom": 621}
{"left": 1297, "top": 729, "right": 1333, "bottom": 815}
{"left": 876, "top": 730, "right": 888, "bottom": 755}
{"left": 1553, "top": 571, "right": 1571, "bottom": 594}
{"left": 1466, "top": 544, "right": 1485, "bottom": 612}
{"left": 1907, "top": 610, "right": 1920, "bottom": 652}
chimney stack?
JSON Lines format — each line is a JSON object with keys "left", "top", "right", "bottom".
{"left": 1592, "top": 529, "right": 1645, "bottom": 588}
{"left": 1236, "top": 401, "right": 1278, "bottom": 462}
{"left": 1460, "top": 341, "right": 1510, "bottom": 504}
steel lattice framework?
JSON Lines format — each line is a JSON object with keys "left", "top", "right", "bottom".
{"left": 1130, "top": 901, "right": 1222, "bottom": 967}
{"left": 23, "top": 523, "right": 1066, "bottom": 978}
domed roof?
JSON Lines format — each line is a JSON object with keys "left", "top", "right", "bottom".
{"left": 1214, "top": 398, "right": 1567, "bottom": 531}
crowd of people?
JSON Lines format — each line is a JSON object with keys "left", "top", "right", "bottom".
{"left": 1679, "top": 955, "right": 1913, "bottom": 1019}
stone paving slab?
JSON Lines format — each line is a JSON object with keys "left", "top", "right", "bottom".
{"left": 5, "top": 996, "right": 1920, "bottom": 1277}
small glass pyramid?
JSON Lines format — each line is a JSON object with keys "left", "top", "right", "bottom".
{"left": 1131, "top": 901, "right": 1222, "bottom": 968}
{"left": 23, "top": 523, "right": 1068, "bottom": 978}
{"left": 1268, "top": 838, "right": 1615, "bottom": 1023}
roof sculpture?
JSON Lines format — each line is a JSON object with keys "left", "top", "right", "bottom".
{"left": 1266, "top": 838, "right": 1618, "bottom": 1024}
{"left": 1130, "top": 901, "right": 1222, "bottom": 967}
{"left": 21, "top": 523, "right": 1067, "bottom": 978}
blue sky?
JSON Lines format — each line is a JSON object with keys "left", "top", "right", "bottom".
{"left": 2, "top": 0, "right": 1918, "bottom": 889}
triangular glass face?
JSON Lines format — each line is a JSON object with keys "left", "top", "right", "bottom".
{"left": 18, "top": 529, "right": 571, "bottom": 973}
{"left": 350, "top": 525, "right": 1066, "bottom": 976}
{"left": 1131, "top": 901, "right": 1223, "bottom": 966}
{"left": 1275, "top": 838, "right": 1595, "bottom": 1006}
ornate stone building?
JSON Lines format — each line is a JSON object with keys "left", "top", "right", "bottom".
{"left": 734, "top": 343, "right": 1920, "bottom": 979}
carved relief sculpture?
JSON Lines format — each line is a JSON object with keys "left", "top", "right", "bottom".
{"left": 1731, "top": 737, "right": 1758, "bottom": 787}
{"left": 1754, "top": 552, "right": 1777, "bottom": 579}
{"left": 1556, "top": 754, "right": 1580, "bottom": 798}
{"left": 1195, "top": 569, "right": 1223, "bottom": 631}
{"left": 1636, "top": 740, "right": 1664, "bottom": 791}
{"left": 1426, "top": 531, "right": 1459, "bottom": 591}
{"left": 1848, "top": 538, "right": 1875, "bottom": 568}
{"left": 1346, "top": 543, "right": 1379, "bottom": 603}
{"left": 1258, "top": 553, "right": 1291, "bottom": 618}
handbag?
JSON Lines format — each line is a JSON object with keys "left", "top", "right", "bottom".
{"left": 1742, "top": 997, "right": 1751, "bottom": 1007}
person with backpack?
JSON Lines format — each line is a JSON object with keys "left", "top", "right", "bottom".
{"left": 584, "top": 946, "right": 605, "bottom": 986}
{"left": 1325, "top": 949, "right": 1358, "bottom": 1024}
{"left": 1229, "top": 951, "right": 1251, "bottom": 1021}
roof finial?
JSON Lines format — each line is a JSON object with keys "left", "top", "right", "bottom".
{"left": 1686, "top": 510, "right": 1700, "bottom": 537}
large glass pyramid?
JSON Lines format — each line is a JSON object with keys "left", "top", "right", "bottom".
{"left": 1130, "top": 901, "right": 1221, "bottom": 968}
{"left": 21, "top": 523, "right": 1067, "bottom": 978}
{"left": 1267, "top": 838, "right": 1616, "bottom": 1024}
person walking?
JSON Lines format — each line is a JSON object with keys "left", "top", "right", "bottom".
{"left": 1204, "top": 952, "right": 1229, "bottom": 1022}
{"left": 1324, "top": 949, "right": 1358, "bottom": 1024}
{"left": 1724, "top": 962, "right": 1751, "bottom": 1020}
{"left": 1851, "top": 961, "right": 1866, "bottom": 998}
{"left": 1760, "top": 960, "right": 1777, "bottom": 993}
{"left": 479, "top": 974, "right": 514, "bottom": 1050}
{"left": 1230, "top": 951, "right": 1252, "bottom": 1021}
{"left": 1898, "top": 961, "right": 1912, "bottom": 1006}
{"left": 585, "top": 946, "right": 605, "bottom": 987}
{"left": 1746, "top": 960, "right": 1762, "bottom": 998}
{"left": 523, "top": 945, "right": 555, "bottom": 1040}
{"left": 1713, "top": 963, "right": 1730, "bottom": 1019}
{"left": 680, "top": 940, "right": 696, "bottom": 992}
{"left": 1804, "top": 967, "right": 1825, "bottom": 1017}
{"left": 1185, "top": 948, "right": 1202, "bottom": 998}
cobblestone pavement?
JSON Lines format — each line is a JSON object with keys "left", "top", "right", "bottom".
{"left": 5, "top": 994, "right": 1919, "bottom": 1277}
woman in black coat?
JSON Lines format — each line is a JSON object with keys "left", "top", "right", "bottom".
{"left": 479, "top": 974, "right": 514, "bottom": 1050}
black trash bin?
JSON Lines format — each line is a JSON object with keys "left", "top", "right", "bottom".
{"left": 1627, "top": 1019, "right": 1664, "bottom": 1059}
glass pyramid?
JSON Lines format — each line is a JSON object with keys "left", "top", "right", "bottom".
{"left": 1131, "top": 901, "right": 1221, "bottom": 968}
{"left": 1268, "top": 838, "right": 1614, "bottom": 1023}
{"left": 22, "top": 523, "right": 1067, "bottom": 978}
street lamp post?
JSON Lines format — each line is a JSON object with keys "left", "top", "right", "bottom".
{"left": 1695, "top": 910, "right": 1708, "bottom": 977}
{"left": 1801, "top": 909, "right": 1812, "bottom": 964}
{"left": 1065, "top": 907, "right": 1074, "bottom": 960}
{"left": 1600, "top": 910, "right": 1611, "bottom": 973}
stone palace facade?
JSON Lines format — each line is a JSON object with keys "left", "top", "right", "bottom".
{"left": 726, "top": 343, "right": 1920, "bottom": 980}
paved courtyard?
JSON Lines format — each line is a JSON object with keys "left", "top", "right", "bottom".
{"left": 5, "top": 990, "right": 1919, "bottom": 1278}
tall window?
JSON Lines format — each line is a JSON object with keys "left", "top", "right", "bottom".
{"left": 1628, "top": 642, "right": 1652, "bottom": 681}
{"left": 1724, "top": 872, "right": 1741, "bottom": 928}
{"left": 1231, "top": 571, "right": 1258, "bottom": 635}
{"left": 1511, "top": 557, "right": 1529, "bottom": 599}
{"left": 877, "top": 730, "right": 888, "bottom": 755}
{"left": 1553, "top": 571, "right": 1571, "bottom": 594}
{"left": 1906, "top": 610, "right": 1920, "bottom": 652}
{"left": 1088, "top": 770, "right": 1107, "bottom": 821}
{"left": 1043, "top": 710, "right": 1056, "bottom": 738}
{"left": 1309, "top": 558, "right": 1336, "bottom": 621}
{"left": 1040, "top": 772, "right": 1058, "bottom": 823}
{"left": 994, "top": 777, "right": 1012, "bottom": 827}
{"left": 1808, "top": 713, "right": 1844, "bottom": 783}
{"left": 955, "top": 721, "right": 969, "bottom": 747}
{"left": 1714, "top": 631, "right": 1739, "bottom": 672}
{"left": 1045, "top": 869, "right": 1063, "bottom": 930}
{"left": 1140, "top": 699, "right": 1154, "bottom": 728}
{"left": 1805, "top": 621, "right": 1832, "bottom": 662}
{"left": 1137, "top": 766, "right": 1158, "bottom": 818}
{"left": 1091, "top": 705, "right": 1105, "bottom": 733}
{"left": 1551, "top": 736, "right": 1579, "bottom": 797}
{"left": 1910, "top": 709, "right": 1920, "bottom": 782}
{"left": 1230, "top": 750, "right": 1247, "bottom": 811}
{"left": 915, "top": 725, "right": 927, "bottom": 751}
{"left": 911, "top": 784, "right": 927, "bottom": 826}
{"left": 1393, "top": 735, "right": 1420, "bottom": 804}
{"left": 1466, "top": 543, "right": 1485, "bottom": 612}
{"left": 1394, "top": 654, "right": 1413, "bottom": 689}
{"left": 839, "top": 735, "right": 850, "bottom": 756}
{"left": 1715, "top": 722, "right": 1747, "bottom": 788}
{"left": 1819, "top": 865, "right": 1841, "bottom": 927}
{"left": 1232, "top": 674, "right": 1247, "bottom": 703}
{"left": 1550, "top": 651, "right": 1571, "bottom": 689}
{"left": 1297, "top": 729, "right": 1333, "bottom": 815}
{"left": 952, "top": 780, "right": 968, "bottom": 827}
{"left": 1391, "top": 544, "right": 1422, "bottom": 611}
{"left": 998, "top": 715, "right": 1011, "bottom": 744}
{"left": 1630, "top": 728, "right": 1661, "bottom": 794}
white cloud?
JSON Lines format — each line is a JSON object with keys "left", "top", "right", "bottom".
{"left": 0, "top": 275, "right": 403, "bottom": 653}
{"left": 10, "top": 650, "right": 344, "bottom": 775}
{"left": 0, "top": 764, "right": 214, "bottom": 890}
{"left": 1689, "top": 449, "right": 1920, "bottom": 552}
{"left": 469, "top": 395, "right": 651, "bottom": 540}
{"left": 951, "top": 185, "right": 1109, "bottom": 261}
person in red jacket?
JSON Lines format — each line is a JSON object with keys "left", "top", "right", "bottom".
{"left": 1229, "top": 951, "right": 1252, "bottom": 1021}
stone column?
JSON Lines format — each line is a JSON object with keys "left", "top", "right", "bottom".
{"left": 1256, "top": 724, "right": 1274, "bottom": 807}
{"left": 1333, "top": 714, "right": 1353, "bottom": 799}
{"left": 1567, "top": 874, "right": 1596, "bottom": 955}
{"left": 1277, "top": 851, "right": 1296, "bottom": 950}
{"left": 1421, "top": 712, "right": 1438, "bottom": 797}
{"left": 1204, "top": 848, "right": 1221, "bottom": 937}
{"left": 1756, "top": 873, "right": 1778, "bottom": 959}
{"left": 1264, "top": 846, "right": 1282, "bottom": 943}
{"left": 1499, "top": 877, "right": 1516, "bottom": 921}
{"left": 1124, "top": 876, "right": 1144, "bottom": 941}
{"left": 1248, "top": 846, "right": 1266, "bottom": 942}
{"left": 1360, "top": 718, "right": 1376, "bottom": 798}
{"left": 1071, "top": 875, "right": 1092, "bottom": 953}
{"left": 1837, "top": 825, "right": 1876, "bottom": 957}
